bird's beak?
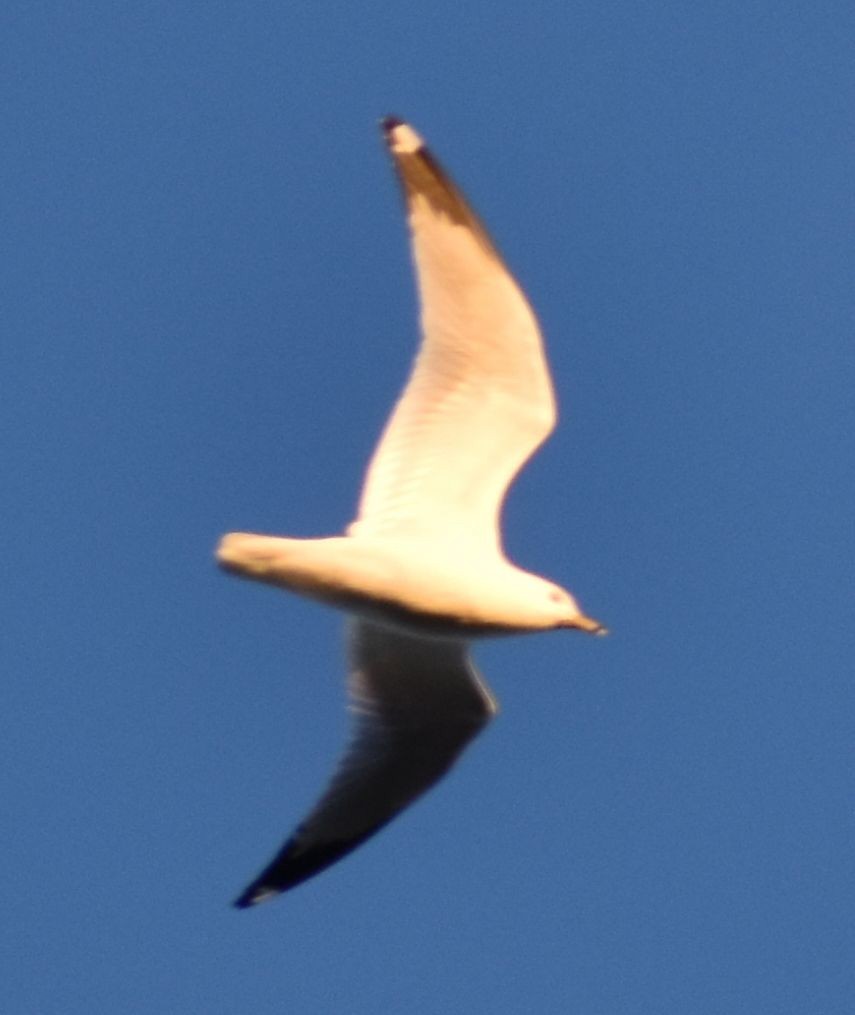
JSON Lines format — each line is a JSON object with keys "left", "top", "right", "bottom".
{"left": 568, "top": 613, "right": 608, "bottom": 635}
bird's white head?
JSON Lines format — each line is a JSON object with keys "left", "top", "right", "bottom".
{"left": 489, "top": 568, "right": 607, "bottom": 634}
{"left": 543, "top": 581, "right": 607, "bottom": 634}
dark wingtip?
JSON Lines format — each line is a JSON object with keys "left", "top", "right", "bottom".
{"left": 231, "top": 825, "right": 392, "bottom": 909}
{"left": 232, "top": 887, "right": 276, "bottom": 910}
{"left": 380, "top": 115, "right": 404, "bottom": 135}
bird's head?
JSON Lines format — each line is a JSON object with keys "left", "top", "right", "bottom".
{"left": 493, "top": 569, "right": 607, "bottom": 634}
{"left": 543, "top": 582, "right": 607, "bottom": 634}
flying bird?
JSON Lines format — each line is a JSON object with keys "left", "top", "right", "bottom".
{"left": 218, "top": 117, "right": 605, "bottom": 908}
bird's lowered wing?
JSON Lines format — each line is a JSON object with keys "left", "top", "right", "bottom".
{"left": 233, "top": 619, "right": 497, "bottom": 907}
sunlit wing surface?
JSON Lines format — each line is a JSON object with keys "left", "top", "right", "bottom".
{"left": 233, "top": 619, "right": 497, "bottom": 907}
{"left": 349, "top": 118, "right": 557, "bottom": 556}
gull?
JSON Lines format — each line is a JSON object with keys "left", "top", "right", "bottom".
{"left": 217, "top": 117, "right": 605, "bottom": 909}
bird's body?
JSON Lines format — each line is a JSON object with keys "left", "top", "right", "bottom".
{"left": 218, "top": 532, "right": 597, "bottom": 636}
{"left": 218, "top": 117, "right": 604, "bottom": 908}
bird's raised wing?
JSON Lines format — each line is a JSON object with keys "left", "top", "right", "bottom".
{"left": 348, "top": 119, "right": 557, "bottom": 556}
{"left": 233, "top": 619, "right": 497, "bottom": 907}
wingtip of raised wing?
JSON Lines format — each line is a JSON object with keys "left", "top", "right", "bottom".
{"left": 380, "top": 116, "right": 424, "bottom": 154}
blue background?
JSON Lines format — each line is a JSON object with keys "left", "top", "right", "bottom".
{"left": 4, "top": 3, "right": 854, "bottom": 1012}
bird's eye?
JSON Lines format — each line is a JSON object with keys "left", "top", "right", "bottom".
{"left": 548, "top": 589, "right": 566, "bottom": 604}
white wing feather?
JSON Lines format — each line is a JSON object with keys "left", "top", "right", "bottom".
{"left": 349, "top": 120, "right": 557, "bottom": 555}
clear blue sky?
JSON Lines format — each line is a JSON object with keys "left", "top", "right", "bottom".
{"left": 3, "top": 3, "right": 854, "bottom": 1012}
